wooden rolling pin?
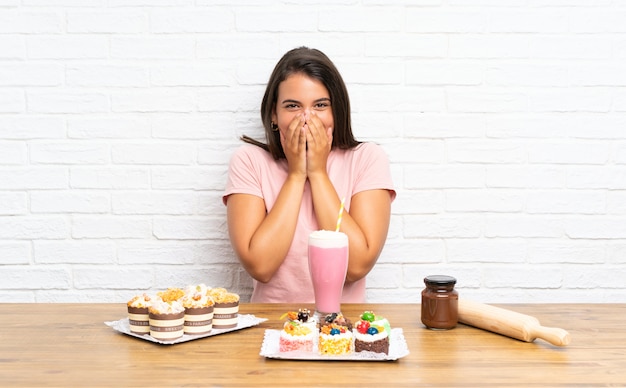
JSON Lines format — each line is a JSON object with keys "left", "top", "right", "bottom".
{"left": 458, "top": 299, "right": 571, "bottom": 346}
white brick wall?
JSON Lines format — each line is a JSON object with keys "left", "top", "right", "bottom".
{"left": 1, "top": 1, "right": 625, "bottom": 304}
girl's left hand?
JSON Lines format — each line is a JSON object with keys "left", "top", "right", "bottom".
{"left": 304, "top": 111, "right": 333, "bottom": 175}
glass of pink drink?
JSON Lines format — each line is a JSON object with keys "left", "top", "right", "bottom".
{"left": 308, "top": 230, "right": 349, "bottom": 321}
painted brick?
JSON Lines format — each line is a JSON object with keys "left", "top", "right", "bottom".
{"left": 151, "top": 167, "right": 226, "bottom": 190}
{"left": 34, "top": 241, "right": 116, "bottom": 264}
{"left": 111, "top": 143, "right": 195, "bottom": 165}
{"left": 0, "top": 142, "right": 27, "bottom": 165}
{"left": 67, "top": 117, "right": 151, "bottom": 139}
{"left": 0, "top": 11, "right": 60, "bottom": 33}
{"left": 66, "top": 65, "right": 149, "bottom": 87}
{"left": 30, "top": 142, "right": 110, "bottom": 165}
{"left": 30, "top": 191, "right": 111, "bottom": 214}
{"left": 71, "top": 217, "right": 152, "bottom": 239}
{"left": 27, "top": 91, "right": 109, "bottom": 114}
{"left": 150, "top": 9, "right": 234, "bottom": 33}
{"left": 0, "top": 242, "right": 31, "bottom": 264}
{"left": 447, "top": 239, "right": 527, "bottom": 263}
{"left": 66, "top": 10, "right": 147, "bottom": 33}
{"left": 0, "top": 167, "right": 68, "bottom": 190}
{"left": 0, "top": 35, "right": 25, "bottom": 59}
{"left": 0, "top": 89, "right": 25, "bottom": 113}
{"left": 0, "top": 116, "right": 65, "bottom": 139}
{"left": 0, "top": 267, "right": 71, "bottom": 289}
{"left": 445, "top": 189, "right": 525, "bottom": 213}
{"left": 73, "top": 267, "right": 154, "bottom": 289}
{"left": 112, "top": 191, "right": 197, "bottom": 215}
{"left": 0, "top": 216, "right": 69, "bottom": 239}
{"left": 70, "top": 167, "right": 150, "bottom": 189}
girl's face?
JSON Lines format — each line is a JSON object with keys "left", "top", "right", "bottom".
{"left": 272, "top": 73, "right": 334, "bottom": 134}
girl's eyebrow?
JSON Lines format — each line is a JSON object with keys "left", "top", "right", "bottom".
{"left": 281, "top": 97, "right": 331, "bottom": 104}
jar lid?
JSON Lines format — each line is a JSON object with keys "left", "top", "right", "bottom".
{"left": 424, "top": 275, "right": 457, "bottom": 286}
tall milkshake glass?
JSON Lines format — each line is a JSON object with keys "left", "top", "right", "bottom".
{"left": 308, "top": 230, "right": 349, "bottom": 321}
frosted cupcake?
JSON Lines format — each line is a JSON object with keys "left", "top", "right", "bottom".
{"left": 182, "top": 284, "right": 215, "bottom": 335}
{"left": 127, "top": 293, "right": 152, "bottom": 334}
{"left": 149, "top": 298, "right": 185, "bottom": 341}
{"left": 209, "top": 288, "right": 240, "bottom": 329}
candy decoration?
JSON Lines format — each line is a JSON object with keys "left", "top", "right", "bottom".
{"left": 356, "top": 320, "right": 370, "bottom": 334}
{"left": 367, "top": 327, "right": 379, "bottom": 335}
{"left": 361, "top": 311, "right": 375, "bottom": 322}
{"left": 330, "top": 328, "right": 340, "bottom": 335}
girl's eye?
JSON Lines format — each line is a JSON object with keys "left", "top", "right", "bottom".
{"left": 284, "top": 104, "right": 299, "bottom": 109}
{"left": 315, "top": 102, "right": 330, "bottom": 109}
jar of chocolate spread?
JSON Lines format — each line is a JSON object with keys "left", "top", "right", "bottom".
{"left": 421, "top": 275, "right": 458, "bottom": 330}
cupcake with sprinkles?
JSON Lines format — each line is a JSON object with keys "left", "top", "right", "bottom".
{"left": 279, "top": 308, "right": 316, "bottom": 353}
{"left": 318, "top": 313, "right": 353, "bottom": 355}
{"left": 353, "top": 311, "right": 390, "bottom": 355}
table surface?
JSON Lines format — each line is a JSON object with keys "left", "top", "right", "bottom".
{"left": 1, "top": 302, "right": 625, "bottom": 387}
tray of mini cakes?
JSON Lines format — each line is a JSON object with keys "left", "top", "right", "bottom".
{"left": 105, "top": 284, "right": 267, "bottom": 345}
{"left": 259, "top": 309, "right": 410, "bottom": 361}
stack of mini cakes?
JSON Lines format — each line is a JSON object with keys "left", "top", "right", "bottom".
{"left": 126, "top": 285, "right": 239, "bottom": 341}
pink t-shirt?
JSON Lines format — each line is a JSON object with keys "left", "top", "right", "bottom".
{"left": 223, "top": 142, "right": 396, "bottom": 303}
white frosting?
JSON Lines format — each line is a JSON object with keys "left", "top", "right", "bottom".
{"left": 150, "top": 298, "right": 184, "bottom": 314}
{"left": 353, "top": 329, "right": 388, "bottom": 342}
{"left": 308, "top": 230, "right": 348, "bottom": 248}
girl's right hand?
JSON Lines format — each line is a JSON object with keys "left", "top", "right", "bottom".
{"left": 281, "top": 113, "right": 307, "bottom": 179}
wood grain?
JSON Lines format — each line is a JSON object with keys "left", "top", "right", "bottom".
{"left": 1, "top": 303, "right": 624, "bottom": 387}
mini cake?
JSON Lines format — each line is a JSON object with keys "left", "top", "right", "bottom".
{"left": 148, "top": 298, "right": 185, "bottom": 341}
{"left": 182, "top": 284, "right": 215, "bottom": 335}
{"left": 353, "top": 311, "right": 390, "bottom": 355}
{"left": 209, "top": 288, "right": 240, "bottom": 329}
{"left": 279, "top": 308, "right": 316, "bottom": 352}
{"left": 127, "top": 293, "right": 152, "bottom": 334}
{"left": 318, "top": 313, "right": 353, "bottom": 355}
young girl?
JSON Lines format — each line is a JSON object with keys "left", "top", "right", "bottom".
{"left": 223, "top": 47, "right": 395, "bottom": 303}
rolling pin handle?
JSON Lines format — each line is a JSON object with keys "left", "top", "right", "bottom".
{"left": 530, "top": 325, "right": 571, "bottom": 347}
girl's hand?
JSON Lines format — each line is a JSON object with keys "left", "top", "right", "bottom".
{"left": 280, "top": 113, "right": 307, "bottom": 178}
{"left": 304, "top": 111, "right": 333, "bottom": 176}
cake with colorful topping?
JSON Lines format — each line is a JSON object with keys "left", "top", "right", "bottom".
{"left": 279, "top": 308, "right": 316, "bottom": 352}
{"left": 148, "top": 297, "right": 185, "bottom": 341}
{"left": 353, "top": 311, "right": 390, "bottom": 355}
{"left": 318, "top": 313, "right": 353, "bottom": 355}
{"left": 127, "top": 293, "right": 153, "bottom": 334}
{"left": 182, "top": 284, "right": 215, "bottom": 335}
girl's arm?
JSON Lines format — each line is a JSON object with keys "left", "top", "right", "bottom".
{"left": 226, "top": 173, "right": 305, "bottom": 283}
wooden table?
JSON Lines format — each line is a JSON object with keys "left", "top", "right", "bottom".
{"left": 1, "top": 303, "right": 624, "bottom": 387}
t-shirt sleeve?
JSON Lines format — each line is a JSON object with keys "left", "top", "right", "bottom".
{"left": 222, "top": 145, "right": 265, "bottom": 205}
{"left": 354, "top": 143, "right": 396, "bottom": 202}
